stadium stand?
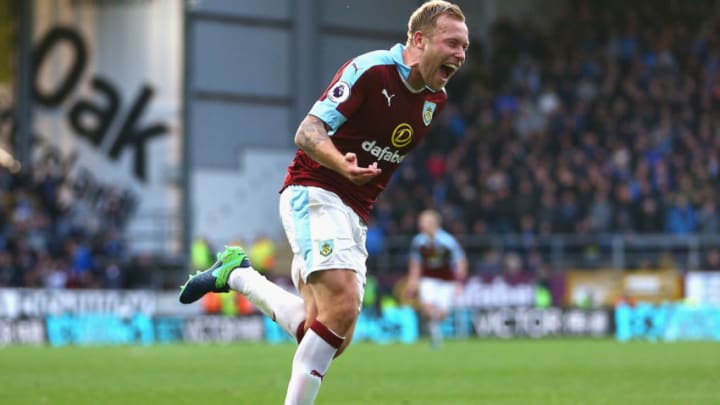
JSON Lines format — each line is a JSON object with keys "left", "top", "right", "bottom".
{"left": 3, "top": 0, "right": 720, "bottom": 287}
{"left": 372, "top": 0, "right": 720, "bottom": 273}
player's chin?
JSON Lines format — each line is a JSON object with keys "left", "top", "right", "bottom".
{"left": 430, "top": 73, "right": 450, "bottom": 90}
{"left": 428, "top": 80, "right": 447, "bottom": 91}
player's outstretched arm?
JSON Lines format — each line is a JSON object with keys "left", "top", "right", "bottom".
{"left": 295, "top": 115, "right": 381, "bottom": 185}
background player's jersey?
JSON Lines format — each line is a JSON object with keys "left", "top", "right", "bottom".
{"left": 282, "top": 44, "right": 447, "bottom": 223}
{"left": 409, "top": 229, "right": 466, "bottom": 281}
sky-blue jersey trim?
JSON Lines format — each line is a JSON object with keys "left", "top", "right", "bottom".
{"left": 289, "top": 187, "right": 313, "bottom": 269}
{"left": 409, "top": 229, "right": 466, "bottom": 265}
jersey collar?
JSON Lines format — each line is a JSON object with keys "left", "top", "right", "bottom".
{"left": 390, "top": 43, "right": 412, "bottom": 80}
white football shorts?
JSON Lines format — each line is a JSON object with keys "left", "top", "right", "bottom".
{"left": 419, "top": 278, "right": 456, "bottom": 312}
{"left": 279, "top": 185, "right": 367, "bottom": 303}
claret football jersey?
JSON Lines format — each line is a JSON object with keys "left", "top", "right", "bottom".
{"left": 409, "top": 229, "right": 466, "bottom": 281}
{"left": 282, "top": 44, "right": 448, "bottom": 223}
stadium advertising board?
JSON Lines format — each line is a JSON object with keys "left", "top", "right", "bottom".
{"left": 353, "top": 307, "right": 419, "bottom": 343}
{"left": 184, "top": 316, "right": 264, "bottom": 343}
{"left": 621, "top": 271, "right": 682, "bottom": 303}
{"left": 264, "top": 307, "right": 420, "bottom": 344}
{"left": 443, "top": 308, "right": 611, "bottom": 339}
{"left": 685, "top": 272, "right": 720, "bottom": 305}
{"left": 31, "top": 0, "right": 183, "bottom": 253}
{"left": 616, "top": 303, "right": 720, "bottom": 341}
{"left": 0, "top": 289, "right": 265, "bottom": 345}
{"left": 0, "top": 288, "right": 156, "bottom": 319}
{"left": 44, "top": 314, "right": 264, "bottom": 346}
{"left": 46, "top": 313, "right": 156, "bottom": 346}
{"left": 454, "top": 275, "right": 536, "bottom": 309}
{"left": 0, "top": 319, "right": 46, "bottom": 345}
{"left": 268, "top": 306, "right": 612, "bottom": 342}
{"left": 0, "top": 289, "right": 616, "bottom": 345}
{"left": 566, "top": 269, "right": 682, "bottom": 307}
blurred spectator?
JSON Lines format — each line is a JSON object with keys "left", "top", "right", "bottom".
{"left": 42, "top": 256, "right": 68, "bottom": 289}
{"left": 248, "top": 235, "right": 277, "bottom": 274}
{"left": 634, "top": 197, "right": 664, "bottom": 233}
{"left": 665, "top": 194, "right": 697, "bottom": 235}
{"left": 503, "top": 252, "right": 526, "bottom": 277}
{"left": 365, "top": 218, "right": 386, "bottom": 257}
{"left": 191, "top": 236, "right": 215, "bottom": 271}
{"left": 475, "top": 248, "right": 503, "bottom": 275}
{"left": 525, "top": 249, "right": 545, "bottom": 274}
{"left": 587, "top": 187, "right": 612, "bottom": 233}
{"left": 101, "top": 259, "right": 124, "bottom": 289}
{"left": 0, "top": 250, "right": 20, "bottom": 286}
{"left": 697, "top": 201, "right": 720, "bottom": 234}
{"left": 66, "top": 237, "right": 94, "bottom": 288}
{"left": 701, "top": 248, "right": 720, "bottom": 271}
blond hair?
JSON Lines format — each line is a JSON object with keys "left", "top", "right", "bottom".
{"left": 406, "top": 0, "right": 465, "bottom": 46}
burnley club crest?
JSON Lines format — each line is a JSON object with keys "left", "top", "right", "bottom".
{"left": 422, "top": 101, "right": 436, "bottom": 126}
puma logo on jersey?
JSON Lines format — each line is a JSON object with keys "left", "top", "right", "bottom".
{"left": 381, "top": 89, "right": 396, "bottom": 107}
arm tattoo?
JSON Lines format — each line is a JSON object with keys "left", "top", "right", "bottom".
{"left": 296, "top": 118, "right": 330, "bottom": 156}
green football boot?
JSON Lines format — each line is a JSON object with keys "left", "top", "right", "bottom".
{"left": 178, "top": 245, "right": 250, "bottom": 304}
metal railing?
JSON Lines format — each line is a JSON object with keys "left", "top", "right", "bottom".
{"left": 374, "top": 233, "right": 720, "bottom": 273}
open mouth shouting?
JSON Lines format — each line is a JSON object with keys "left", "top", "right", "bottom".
{"left": 439, "top": 63, "right": 459, "bottom": 82}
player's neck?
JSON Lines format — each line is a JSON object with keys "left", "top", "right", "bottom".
{"left": 402, "top": 46, "right": 425, "bottom": 91}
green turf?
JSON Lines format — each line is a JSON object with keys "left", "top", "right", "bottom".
{"left": 1, "top": 339, "right": 718, "bottom": 404}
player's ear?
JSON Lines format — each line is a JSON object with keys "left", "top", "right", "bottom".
{"left": 412, "top": 30, "right": 425, "bottom": 50}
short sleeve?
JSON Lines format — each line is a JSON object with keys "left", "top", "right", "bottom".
{"left": 309, "top": 58, "right": 376, "bottom": 132}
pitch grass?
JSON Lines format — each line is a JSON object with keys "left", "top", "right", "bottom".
{"left": 1, "top": 339, "right": 719, "bottom": 404}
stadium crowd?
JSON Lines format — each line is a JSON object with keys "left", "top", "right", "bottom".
{"left": 0, "top": 164, "right": 152, "bottom": 288}
{"left": 3, "top": 0, "right": 720, "bottom": 289}
{"left": 370, "top": 0, "right": 720, "bottom": 271}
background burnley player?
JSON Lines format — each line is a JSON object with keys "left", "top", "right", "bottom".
{"left": 406, "top": 209, "right": 468, "bottom": 349}
{"left": 179, "top": 1, "right": 469, "bottom": 404}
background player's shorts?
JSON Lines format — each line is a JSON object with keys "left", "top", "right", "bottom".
{"left": 279, "top": 185, "right": 367, "bottom": 305}
{"left": 419, "top": 278, "right": 455, "bottom": 312}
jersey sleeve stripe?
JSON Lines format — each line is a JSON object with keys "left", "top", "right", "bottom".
{"left": 438, "top": 231, "right": 466, "bottom": 261}
{"left": 309, "top": 102, "right": 348, "bottom": 134}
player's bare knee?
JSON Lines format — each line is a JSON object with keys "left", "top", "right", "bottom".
{"left": 309, "top": 269, "right": 361, "bottom": 334}
{"left": 326, "top": 296, "right": 359, "bottom": 333}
